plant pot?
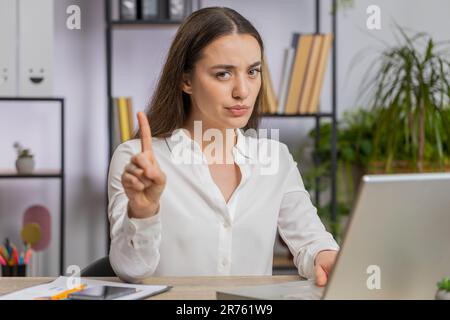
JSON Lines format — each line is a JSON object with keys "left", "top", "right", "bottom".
{"left": 435, "top": 289, "right": 450, "bottom": 300}
{"left": 15, "top": 156, "right": 35, "bottom": 174}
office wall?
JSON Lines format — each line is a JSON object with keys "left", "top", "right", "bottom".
{"left": 0, "top": 0, "right": 449, "bottom": 276}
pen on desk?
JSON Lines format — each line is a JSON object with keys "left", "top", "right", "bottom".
{"left": 50, "top": 284, "right": 87, "bottom": 300}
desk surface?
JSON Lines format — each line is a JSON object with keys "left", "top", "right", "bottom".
{"left": 0, "top": 275, "right": 301, "bottom": 300}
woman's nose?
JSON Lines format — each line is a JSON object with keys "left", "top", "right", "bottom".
{"left": 232, "top": 75, "right": 250, "bottom": 100}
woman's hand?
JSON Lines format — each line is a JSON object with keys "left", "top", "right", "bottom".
{"left": 121, "top": 112, "right": 167, "bottom": 219}
{"left": 314, "top": 250, "right": 338, "bottom": 287}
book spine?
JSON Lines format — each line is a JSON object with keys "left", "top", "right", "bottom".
{"left": 126, "top": 97, "right": 135, "bottom": 138}
{"left": 112, "top": 98, "right": 121, "bottom": 150}
{"left": 262, "top": 57, "right": 277, "bottom": 114}
{"left": 307, "top": 34, "right": 333, "bottom": 114}
{"left": 277, "top": 47, "right": 295, "bottom": 114}
{"left": 297, "top": 35, "right": 322, "bottom": 114}
{"left": 285, "top": 34, "right": 312, "bottom": 114}
{"left": 117, "top": 97, "right": 131, "bottom": 142}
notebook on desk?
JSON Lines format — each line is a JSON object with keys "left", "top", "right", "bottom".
{"left": 0, "top": 276, "right": 171, "bottom": 300}
{"left": 217, "top": 173, "right": 450, "bottom": 300}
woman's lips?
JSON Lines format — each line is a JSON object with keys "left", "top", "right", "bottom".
{"left": 225, "top": 107, "right": 250, "bottom": 117}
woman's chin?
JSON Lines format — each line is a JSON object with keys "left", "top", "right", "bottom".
{"left": 224, "top": 118, "right": 250, "bottom": 129}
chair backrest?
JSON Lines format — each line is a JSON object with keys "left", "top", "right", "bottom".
{"left": 81, "top": 255, "right": 116, "bottom": 277}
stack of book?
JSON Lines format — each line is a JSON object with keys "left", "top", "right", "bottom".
{"left": 277, "top": 33, "right": 333, "bottom": 115}
{"left": 112, "top": 97, "right": 135, "bottom": 150}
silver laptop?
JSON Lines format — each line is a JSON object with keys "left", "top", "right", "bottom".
{"left": 217, "top": 173, "right": 450, "bottom": 300}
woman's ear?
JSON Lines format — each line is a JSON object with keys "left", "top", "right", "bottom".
{"left": 181, "top": 73, "right": 193, "bottom": 95}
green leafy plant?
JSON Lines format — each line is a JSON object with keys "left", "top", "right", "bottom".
{"left": 437, "top": 277, "right": 450, "bottom": 292}
{"left": 366, "top": 26, "right": 450, "bottom": 172}
{"left": 300, "top": 106, "right": 450, "bottom": 239}
{"left": 296, "top": 108, "right": 378, "bottom": 240}
{"left": 331, "top": 0, "right": 355, "bottom": 14}
{"left": 13, "top": 142, "right": 33, "bottom": 158}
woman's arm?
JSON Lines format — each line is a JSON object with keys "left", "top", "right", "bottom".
{"left": 107, "top": 141, "right": 162, "bottom": 283}
{"left": 276, "top": 144, "right": 339, "bottom": 282}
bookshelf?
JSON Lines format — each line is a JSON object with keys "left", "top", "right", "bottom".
{"left": 104, "top": 0, "right": 338, "bottom": 271}
{"left": 0, "top": 97, "right": 65, "bottom": 276}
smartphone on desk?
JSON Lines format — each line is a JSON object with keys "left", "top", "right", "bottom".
{"left": 68, "top": 285, "right": 137, "bottom": 300}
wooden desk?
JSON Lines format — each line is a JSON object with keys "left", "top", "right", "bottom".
{"left": 0, "top": 275, "right": 302, "bottom": 300}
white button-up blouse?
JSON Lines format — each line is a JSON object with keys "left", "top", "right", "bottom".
{"left": 108, "top": 128, "right": 339, "bottom": 283}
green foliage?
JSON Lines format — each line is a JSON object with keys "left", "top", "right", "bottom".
{"left": 13, "top": 142, "right": 33, "bottom": 158}
{"left": 437, "top": 277, "right": 450, "bottom": 292}
{"left": 331, "top": 0, "right": 355, "bottom": 14}
{"left": 368, "top": 26, "right": 450, "bottom": 172}
{"left": 301, "top": 106, "right": 450, "bottom": 239}
{"left": 299, "top": 26, "right": 450, "bottom": 239}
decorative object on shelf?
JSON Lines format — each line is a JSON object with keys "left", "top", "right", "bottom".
{"left": 23, "top": 205, "right": 51, "bottom": 251}
{"left": 21, "top": 223, "right": 42, "bottom": 247}
{"left": 0, "top": 0, "right": 18, "bottom": 96}
{"left": 365, "top": 26, "right": 450, "bottom": 173}
{"left": 119, "top": 0, "right": 138, "bottom": 20}
{"left": 168, "top": 0, "right": 188, "bottom": 21}
{"left": 141, "top": 0, "right": 161, "bottom": 20}
{"left": 13, "top": 141, "right": 35, "bottom": 174}
{"left": 18, "top": 0, "right": 54, "bottom": 96}
{"left": 436, "top": 277, "right": 450, "bottom": 300}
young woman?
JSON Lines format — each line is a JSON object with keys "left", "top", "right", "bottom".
{"left": 108, "top": 7, "right": 339, "bottom": 284}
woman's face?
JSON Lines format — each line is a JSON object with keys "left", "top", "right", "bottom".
{"left": 182, "top": 33, "right": 262, "bottom": 131}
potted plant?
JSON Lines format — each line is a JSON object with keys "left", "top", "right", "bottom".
{"left": 13, "top": 142, "right": 35, "bottom": 174}
{"left": 365, "top": 26, "right": 450, "bottom": 173}
{"left": 300, "top": 104, "right": 450, "bottom": 239}
{"left": 297, "top": 108, "right": 378, "bottom": 240}
{"left": 436, "top": 277, "right": 450, "bottom": 300}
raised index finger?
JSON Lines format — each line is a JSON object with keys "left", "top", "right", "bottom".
{"left": 137, "top": 111, "right": 153, "bottom": 153}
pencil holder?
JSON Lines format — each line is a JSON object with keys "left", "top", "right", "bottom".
{"left": 1, "top": 265, "right": 27, "bottom": 277}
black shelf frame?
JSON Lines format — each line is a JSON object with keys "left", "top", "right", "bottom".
{"left": 105, "top": 0, "right": 338, "bottom": 247}
{"left": 0, "top": 97, "right": 65, "bottom": 275}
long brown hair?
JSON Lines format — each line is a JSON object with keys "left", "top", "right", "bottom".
{"left": 134, "top": 7, "right": 269, "bottom": 139}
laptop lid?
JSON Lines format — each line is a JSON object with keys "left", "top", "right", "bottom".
{"left": 324, "top": 173, "right": 450, "bottom": 299}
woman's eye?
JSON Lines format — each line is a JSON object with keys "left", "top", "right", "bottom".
{"left": 216, "top": 71, "right": 231, "bottom": 80}
{"left": 249, "top": 68, "right": 261, "bottom": 77}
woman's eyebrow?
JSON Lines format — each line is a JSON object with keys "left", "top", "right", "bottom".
{"left": 210, "top": 61, "right": 261, "bottom": 70}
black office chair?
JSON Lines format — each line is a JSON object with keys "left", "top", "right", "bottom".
{"left": 81, "top": 255, "right": 116, "bottom": 277}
